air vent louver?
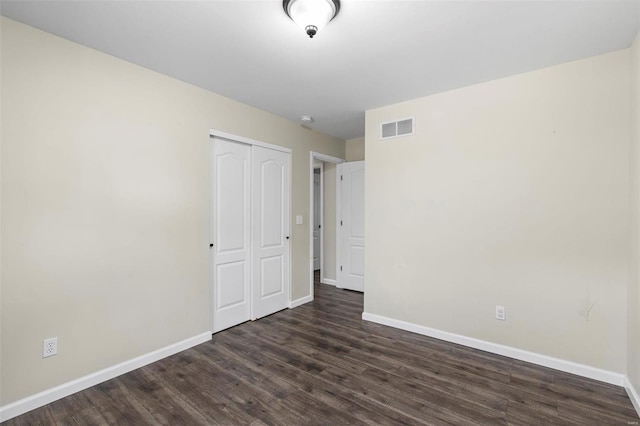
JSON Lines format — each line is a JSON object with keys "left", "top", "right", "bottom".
{"left": 380, "top": 118, "right": 414, "bottom": 140}
{"left": 381, "top": 122, "right": 397, "bottom": 138}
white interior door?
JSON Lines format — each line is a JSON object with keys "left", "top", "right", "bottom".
{"left": 252, "top": 146, "right": 291, "bottom": 320}
{"left": 338, "top": 161, "right": 365, "bottom": 292}
{"left": 313, "top": 167, "right": 322, "bottom": 271}
{"left": 211, "top": 139, "right": 251, "bottom": 332}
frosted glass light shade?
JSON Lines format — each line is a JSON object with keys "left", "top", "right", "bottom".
{"left": 284, "top": 0, "right": 340, "bottom": 38}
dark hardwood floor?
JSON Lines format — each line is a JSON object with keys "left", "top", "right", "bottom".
{"left": 5, "top": 272, "right": 639, "bottom": 425}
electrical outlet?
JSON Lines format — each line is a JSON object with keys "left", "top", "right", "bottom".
{"left": 496, "top": 306, "right": 506, "bottom": 321}
{"left": 43, "top": 337, "right": 58, "bottom": 358}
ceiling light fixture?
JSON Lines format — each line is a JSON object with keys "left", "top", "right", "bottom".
{"left": 283, "top": 0, "right": 340, "bottom": 39}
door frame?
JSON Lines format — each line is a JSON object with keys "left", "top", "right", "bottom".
{"left": 313, "top": 163, "right": 324, "bottom": 275}
{"left": 210, "top": 129, "right": 292, "bottom": 333}
{"left": 309, "top": 152, "right": 344, "bottom": 298}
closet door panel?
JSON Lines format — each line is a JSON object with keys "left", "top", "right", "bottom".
{"left": 211, "top": 139, "right": 251, "bottom": 332}
{"left": 252, "top": 146, "right": 290, "bottom": 319}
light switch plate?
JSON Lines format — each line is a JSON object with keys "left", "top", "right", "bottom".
{"left": 496, "top": 306, "right": 506, "bottom": 321}
{"left": 296, "top": 215, "right": 303, "bottom": 225}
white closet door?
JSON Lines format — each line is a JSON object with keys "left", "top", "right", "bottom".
{"left": 211, "top": 139, "right": 251, "bottom": 332}
{"left": 251, "top": 146, "right": 291, "bottom": 319}
{"left": 338, "top": 161, "right": 365, "bottom": 292}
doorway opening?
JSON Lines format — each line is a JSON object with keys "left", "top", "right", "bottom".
{"left": 313, "top": 164, "right": 323, "bottom": 275}
{"left": 309, "top": 152, "right": 343, "bottom": 298}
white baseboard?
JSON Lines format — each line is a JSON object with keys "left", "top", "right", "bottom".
{"left": 289, "top": 295, "right": 313, "bottom": 309}
{"left": 625, "top": 376, "right": 640, "bottom": 417}
{"left": 362, "top": 312, "right": 625, "bottom": 387}
{"left": 0, "top": 332, "right": 212, "bottom": 423}
{"left": 321, "top": 278, "right": 337, "bottom": 286}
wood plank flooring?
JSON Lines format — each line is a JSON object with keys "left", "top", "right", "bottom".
{"left": 5, "top": 272, "right": 639, "bottom": 425}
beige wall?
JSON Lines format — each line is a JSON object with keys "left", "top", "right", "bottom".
{"left": 323, "top": 163, "right": 337, "bottom": 281}
{"left": 0, "top": 17, "right": 344, "bottom": 404}
{"left": 365, "top": 50, "right": 630, "bottom": 373}
{"left": 629, "top": 31, "right": 640, "bottom": 392}
{"left": 346, "top": 137, "right": 365, "bottom": 161}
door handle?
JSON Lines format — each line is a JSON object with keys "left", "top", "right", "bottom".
{"left": 286, "top": 236, "right": 290, "bottom": 240}
{"left": 210, "top": 243, "right": 214, "bottom": 247}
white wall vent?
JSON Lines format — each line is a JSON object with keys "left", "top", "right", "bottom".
{"left": 380, "top": 117, "right": 415, "bottom": 140}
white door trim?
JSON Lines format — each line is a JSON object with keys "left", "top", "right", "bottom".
{"left": 210, "top": 130, "right": 292, "bottom": 154}
{"left": 313, "top": 152, "right": 345, "bottom": 163}
{"left": 308, "top": 152, "right": 344, "bottom": 299}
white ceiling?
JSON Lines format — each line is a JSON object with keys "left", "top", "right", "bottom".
{"left": 1, "top": 0, "right": 639, "bottom": 140}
